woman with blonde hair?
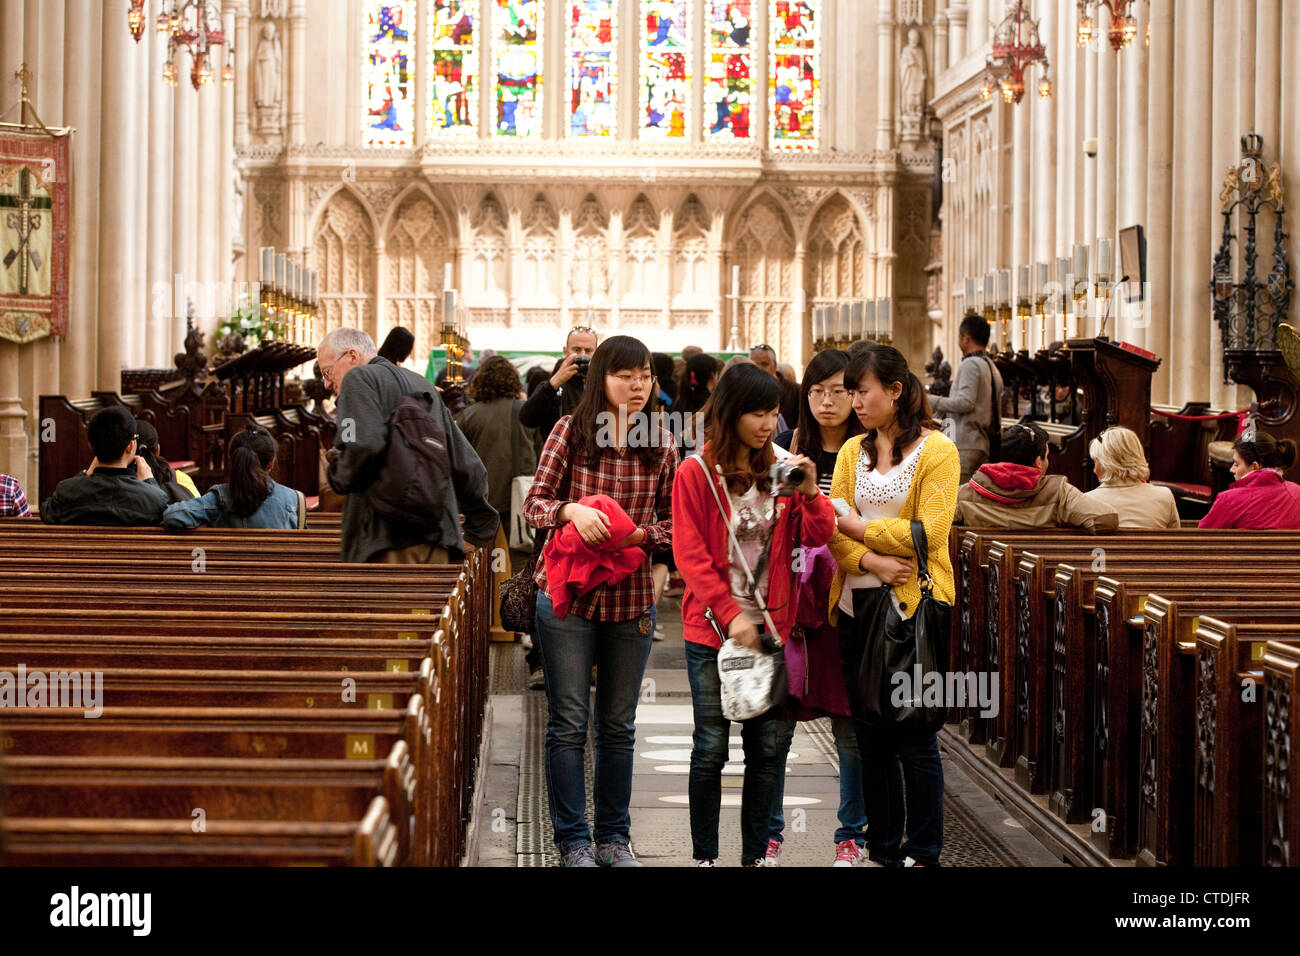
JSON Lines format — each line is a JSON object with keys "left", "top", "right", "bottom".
{"left": 1083, "top": 426, "right": 1180, "bottom": 529}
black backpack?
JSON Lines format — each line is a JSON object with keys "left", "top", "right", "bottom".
{"left": 364, "top": 365, "right": 452, "bottom": 531}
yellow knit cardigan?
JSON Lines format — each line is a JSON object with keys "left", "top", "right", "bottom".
{"left": 827, "top": 430, "right": 960, "bottom": 622}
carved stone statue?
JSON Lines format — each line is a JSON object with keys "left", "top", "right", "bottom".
{"left": 254, "top": 21, "right": 283, "bottom": 136}
{"left": 900, "top": 28, "right": 927, "bottom": 142}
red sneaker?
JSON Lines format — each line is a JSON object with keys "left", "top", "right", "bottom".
{"left": 762, "top": 839, "right": 782, "bottom": 867}
{"left": 833, "top": 840, "right": 863, "bottom": 867}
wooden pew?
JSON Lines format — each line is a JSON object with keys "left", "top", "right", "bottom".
{"left": 1, "top": 796, "right": 400, "bottom": 866}
{"left": 1260, "top": 641, "right": 1300, "bottom": 866}
{"left": 1194, "top": 618, "right": 1300, "bottom": 866}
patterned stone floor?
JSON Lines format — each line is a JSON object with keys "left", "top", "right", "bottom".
{"left": 477, "top": 596, "right": 1062, "bottom": 868}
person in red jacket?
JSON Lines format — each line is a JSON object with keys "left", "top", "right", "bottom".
{"left": 1200, "top": 430, "right": 1300, "bottom": 529}
{"left": 672, "top": 362, "right": 835, "bottom": 867}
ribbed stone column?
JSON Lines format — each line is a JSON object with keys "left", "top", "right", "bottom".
{"left": 0, "top": 0, "right": 30, "bottom": 487}
{"left": 147, "top": 13, "right": 173, "bottom": 366}
{"left": 1144, "top": 0, "right": 1173, "bottom": 402}
{"left": 876, "top": 0, "right": 893, "bottom": 151}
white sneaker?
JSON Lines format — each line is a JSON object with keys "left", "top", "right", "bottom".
{"left": 652, "top": 625, "right": 665, "bottom": 641}
{"left": 696, "top": 859, "right": 716, "bottom": 867}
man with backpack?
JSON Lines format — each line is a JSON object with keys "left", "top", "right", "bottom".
{"left": 932, "top": 314, "right": 1004, "bottom": 483}
{"left": 318, "top": 327, "right": 498, "bottom": 563}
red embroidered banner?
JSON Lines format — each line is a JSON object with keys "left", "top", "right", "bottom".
{"left": 0, "top": 126, "right": 70, "bottom": 342}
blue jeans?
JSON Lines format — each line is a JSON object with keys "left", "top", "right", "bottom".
{"left": 768, "top": 714, "right": 867, "bottom": 846}
{"left": 534, "top": 591, "right": 654, "bottom": 853}
{"left": 685, "top": 640, "right": 786, "bottom": 865}
{"left": 838, "top": 601, "right": 944, "bottom": 866}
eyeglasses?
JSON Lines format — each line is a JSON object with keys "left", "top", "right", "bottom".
{"left": 808, "top": 386, "right": 851, "bottom": 402}
{"left": 318, "top": 349, "right": 354, "bottom": 382}
{"left": 609, "top": 372, "right": 657, "bottom": 387}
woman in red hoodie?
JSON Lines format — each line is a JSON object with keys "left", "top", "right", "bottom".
{"left": 673, "top": 362, "right": 835, "bottom": 867}
{"left": 1199, "top": 431, "right": 1300, "bottom": 529}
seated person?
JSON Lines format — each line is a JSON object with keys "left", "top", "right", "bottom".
{"left": 40, "top": 406, "right": 170, "bottom": 525}
{"left": 0, "top": 472, "right": 31, "bottom": 517}
{"left": 162, "top": 424, "right": 302, "bottom": 530}
{"left": 1083, "top": 426, "right": 1180, "bottom": 529}
{"left": 135, "top": 420, "right": 198, "bottom": 503}
{"left": 1199, "top": 430, "right": 1300, "bottom": 529}
{"left": 955, "top": 422, "right": 1118, "bottom": 533}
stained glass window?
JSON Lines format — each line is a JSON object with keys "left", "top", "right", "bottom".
{"left": 704, "top": 0, "right": 752, "bottom": 141}
{"left": 769, "top": 0, "right": 820, "bottom": 149}
{"left": 428, "top": 0, "right": 477, "bottom": 136}
{"left": 363, "top": 1, "right": 416, "bottom": 147}
{"left": 567, "top": 1, "right": 616, "bottom": 137}
{"left": 491, "top": 0, "right": 544, "bottom": 137}
{"left": 640, "top": 1, "right": 691, "bottom": 140}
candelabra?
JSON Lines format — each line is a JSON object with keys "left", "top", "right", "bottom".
{"left": 1077, "top": 0, "right": 1142, "bottom": 53}
{"left": 980, "top": 0, "right": 1052, "bottom": 104}
{"left": 258, "top": 247, "right": 318, "bottom": 346}
{"left": 130, "top": 0, "right": 234, "bottom": 90}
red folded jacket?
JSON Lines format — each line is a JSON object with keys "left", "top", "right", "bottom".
{"left": 543, "top": 493, "right": 647, "bottom": 618}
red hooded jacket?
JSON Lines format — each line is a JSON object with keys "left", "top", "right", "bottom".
{"left": 672, "top": 445, "right": 836, "bottom": 649}
{"left": 1198, "top": 468, "right": 1300, "bottom": 529}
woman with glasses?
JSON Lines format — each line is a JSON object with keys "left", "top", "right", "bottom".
{"left": 763, "top": 349, "right": 869, "bottom": 866}
{"left": 673, "top": 363, "right": 835, "bottom": 867}
{"left": 523, "top": 335, "right": 676, "bottom": 867}
{"left": 828, "top": 345, "right": 960, "bottom": 867}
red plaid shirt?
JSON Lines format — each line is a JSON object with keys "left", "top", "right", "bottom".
{"left": 525, "top": 415, "right": 677, "bottom": 622}
{"left": 0, "top": 473, "right": 31, "bottom": 518}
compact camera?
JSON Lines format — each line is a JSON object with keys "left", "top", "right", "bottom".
{"left": 572, "top": 355, "right": 591, "bottom": 375}
{"left": 769, "top": 461, "right": 806, "bottom": 496}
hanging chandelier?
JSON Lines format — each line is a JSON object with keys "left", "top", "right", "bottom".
{"left": 1077, "top": 0, "right": 1142, "bottom": 52}
{"left": 128, "top": 0, "right": 234, "bottom": 90}
{"left": 980, "top": 0, "right": 1051, "bottom": 105}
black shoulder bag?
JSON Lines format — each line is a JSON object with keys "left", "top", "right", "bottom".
{"left": 498, "top": 462, "right": 572, "bottom": 635}
{"left": 856, "top": 519, "right": 952, "bottom": 733}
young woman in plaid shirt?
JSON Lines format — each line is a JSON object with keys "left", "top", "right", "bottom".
{"left": 523, "top": 335, "right": 677, "bottom": 867}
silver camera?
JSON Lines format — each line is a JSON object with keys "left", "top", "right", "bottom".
{"left": 769, "top": 461, "right": 806, "bottom": 496}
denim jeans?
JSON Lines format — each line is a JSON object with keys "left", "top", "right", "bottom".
{"left": 768, "top": 714, "right": 867, "bottom": 846}
{"left": 838, "top": 600, "right": 945, "bottom": 866}
{"left": 534, "top": 591, "right": 654, "bottom": 853}
{"left": 685, "top": 639, "right": 787, "bottom": 865}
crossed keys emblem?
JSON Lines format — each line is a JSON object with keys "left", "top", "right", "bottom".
{"left": 2, "top": 167, "right": 50, "bottom": 294}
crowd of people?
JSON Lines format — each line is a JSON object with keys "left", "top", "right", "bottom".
{"left": 17, "top": 317, "right": 1300, "bottom": 870}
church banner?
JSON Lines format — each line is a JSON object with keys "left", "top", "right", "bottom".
{"left": 0, "top": 125, "right": 70, "bottom": 343}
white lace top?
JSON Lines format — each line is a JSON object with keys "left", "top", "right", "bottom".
{"left": 838, "top": 434, "right": 929, "bottom": 617}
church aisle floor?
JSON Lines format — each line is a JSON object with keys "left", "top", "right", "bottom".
{"left": 476, "top": 597, "right": 1062, "bottom": 868}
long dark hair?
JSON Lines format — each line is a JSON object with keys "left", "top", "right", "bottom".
{"left": 702, "top": 362, "right": 783, "bottom": 494}
{"left": 1235, "top": 430, "right": 1298, "bottom": 470}
{"left": 134, "top": 420, "right": 174, "bottom": 485}
{"left": 652, "top": 353, "right": 677, "bottom": 406}
{"left": 794, "top": 349, "right": 863, "bottom": 459}
{"left": 566, "top": 335, "right": 661, "bottom": 468}
{"left": 227, "top": 425, "right": 278, "bottom": 517}
{"left": 677, "top": 354, "right": 718, "bottom": 415}
{"left": 844, "top": 345, "right": 939, "bottom": 471}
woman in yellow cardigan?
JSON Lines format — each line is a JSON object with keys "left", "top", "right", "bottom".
{"left": 828, "top": 345, "right": 960, "bottom": 867}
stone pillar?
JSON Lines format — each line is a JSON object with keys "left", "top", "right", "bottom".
{"left": 220, "top": 0, "right": 237, "bottom": 297}
{"left": 59, "top": 0, "right": 100, "bottom": 398}
{"left": 753, "top": 0, "right": 767, "bottom": 149}
{"left": 1282, "top": 0, "right": 1300, "bottom": 338}
{"left": 147, "top": 17, "right": 173, "bottom": 366}
{"left": 1055, "top": 0, "right": 1076, "bottom": 259}
{"left": 935, "top": 5, "right": 950, "bottom": 76}
{"left": 1095, "top": 24, "right": 1116, "bottom": 341}
{"left": 876, "top": 0, "right": 894, "bottom": 151}
{"left": 791, "top": 244, "right": 806, "bottom": 369}
{"left": 0, "top": 0, "right": 29, "bottom": 486}
{"left": 97, "top": 0, "right": 138, "bottom": 390}
{"left": 967, "top": 0, "right": 988, "bottom": 51}
{"left": 1011, "top": 88, "right": 1029, "bottom": 350}
{"left": 288, "top": 0, "right": 306, "bottom": 144}
{"left": 234, "top": 0, "right": 250, "bottom": 146}
{"left": 197, "top": 55, "right": 220, "bottom": 337}
{"left": 130, "top": 0, "right": 149, "bottom": 367}
{"left": 947, "top": 2, "right": 967, "bottom": 65}
{"left": 174, "top": 58, "right": 197, "bottom": 351}
{"left": 1208, "top": 0, "right": 1237, "bottom": 407}
{"left": 1144, "top": 0, "right": 1173, "bottom": 402}
{"left": 1081, "top": 38, "right": 1097, "bottom": 266}
{"left": 1169, "top": 0, "right": 1212, "bottom": 405}
{"left": 1115, "top": 0, "right": 1147, "bottom": 348}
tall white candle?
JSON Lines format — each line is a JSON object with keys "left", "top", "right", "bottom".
{"left": 866, "top": 299, "right": 877, "bottom": 336}
{"left": 880, "top": 299, "right": 892, "bottom": 335}
{"left": 1097, "top": 238, "right": 1114, "bottom": 278}
{"left": 998, "top": 269, "right": 1011, "bottom": 307}
{"left": 1073, "top": 243, "right": 1089, "bottom": 278}
{"left": 444, "top": 261, "right": 452, "bottom": 289}
{"left": 731, "top": 265, "right": 739, "bottom": 297}
{"left": 838, "top": 303, "right": 851, "bottom": 339}
{"left": 965, "top": 276, "right": 976, "bottom": 308}
{"left": 1018, "top": 265, "right": 1030, "bottom": 302}
{"left": 1036, "top": 262, "right": 1049, "bottom": 300}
